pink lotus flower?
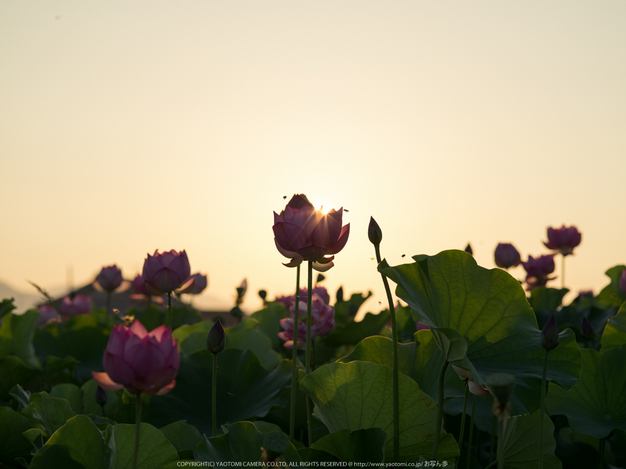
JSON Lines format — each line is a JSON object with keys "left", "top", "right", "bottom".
{"left": 142, "top": 250, "right": 191, "bottom": 294}
{"left": 544, "top": 225, "right": 582, "bottom": 256}
{"left": 37, "top": 305, "right": 60, "bottom": 326}
{"left": 177, "top": 273, "right": 208, "bottom": 295}
{"left": 92, "top": 320, "right": 179, "bottom": 395}
{"left": 452, "top": 365, "right": 489, "bottom": 396}
{"left": 275, "top": 286, "right": 331, "bottom": 310}
{"left": 494, "top": 243, "right": 521, "bottom": 269}
{"left": 273, "top": 194, "right": 350, "bottom": 271}
{"left": 522, "top": 255, "right": 556, "bottom": 290}
{"left": 95, "top": 265, "right": 123, "bottom": 292}
{"left": 278, "top": 293, "right": 335, "bottom": 349}
{"left": 59, "top": 295, "right": 92, "bottom": 319}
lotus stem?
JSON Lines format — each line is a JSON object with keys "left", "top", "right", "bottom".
{"left": 133, "top": 394, "right": 142, "bottom": 469}
{"left": 539, "top": 349, "right": 549, "bottom": 469}
{"left": 561, "top": 253, "right": 565, "bottom": 289}
{"left": 289, "top": 264, "right": 301, "bottom": 442}
{"left": 106, "top": 291, "right": 111, "bottom": 316}
{"left": 497, "top": 416, "right": 506, "bottom": 469}
{"left": 467, "top": 394, "right": 477, "bottom": 469}
{"left": 432, "top": 359, "right": 449, "bottom": 460}
{"left": 489, "top": 415, "right": 496, "bottom": 464}
{"left": 212, "top": 352, "right": 218, "bottom": 436}
{"left": 458, "top": 380, "right": 469, "bottom": 454}
{"left": 166, "top": 292, "right": 172, "bottom": 328}
{"left": 597, "top": 437, "right": 605, "bottom": 469}
{"left": 374, "top": 243, "right": 400, "bottom": 461}
{"left": 305, "top": 260, "right": 314, "bottom": 445}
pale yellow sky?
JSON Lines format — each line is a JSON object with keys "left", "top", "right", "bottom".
{"left": 1, "top": 1, "right": 625, "bottom": 313}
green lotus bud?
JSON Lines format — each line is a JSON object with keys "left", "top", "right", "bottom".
{"left": 541, "top": 315, "right": 559, "bottom": 351}
{"left": 95, "top": 386, "right": 107, "bottom": 407}
{"left": 258, "top": 289, "right": 267, "bottom": 300}
{"left": 336, "top": 286, "right": 344, "bottom": 303}
{"left": 368, "top": 217, "right": 383, "bottom": 245}
{"left": 206, "top": 320, "right": 225, "bottom": 355}
{"left": 464, "top": 243, "right": 473, "bottom": 255}
{"left": 581, "top": 317, "right": 594, "bottom": 341}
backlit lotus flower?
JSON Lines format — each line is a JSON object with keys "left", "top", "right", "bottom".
{"left": 36, "top": 305, "right": 60, "bottom": 326}
{"left": 543, "top": 225, "right": 582, "bottom": 256}
{"left": 468, "top": 381, "right": 489, "bottom": 397}
{"left": 59, "top": 295, "right": 92, "bottom": 319}
{"left": 494, "top": 243, "right": 521, "bottom": 269}
{"left": 142, "top": 250, "right": 191, "bottom": 294}
{"left": 278, "top": 318, "right": 307, "bottom": 349}
{"left": 274, "top": 286, "right": 330, "bottom": 310}
{"left": 273, "top": 194, "right": 350, "bottom": 271}
{"left": 291, "top": 293, "right": 335, "bottom": 337}
{"left": 522, "top": 255, "right": 556, "bottom": 290}
{"left": 132, "top": 274, "right": 151, "bottom": 296}
{"left": 92, "top": 320, "right": 179, "bottom": 395}
{"left": 95, "top": 265, "right": 123, "bottom": 292}
{"left": 177, "top": 273, "right": 208, "bottom": 295}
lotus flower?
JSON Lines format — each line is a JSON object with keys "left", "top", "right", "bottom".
{"left": 95, "top": 265, "right": 123, "bottom": 292}
{"left": 92, "top": 320, "right": 179, "bottom": 395}
{"left": 522, "top": 255, "right": 555, "bottom": 290}
{"left": 544, "top": 225, "right": 582, "bottom": 256}
{"left": 142, "top": 250, "right": 191, "bottom": 294}
{"left": 494, "top": 243, "right": 521, "bottom": 269}
{"left": 278, "top": 293, "right": 335, "bottom": 348}
{"left": 177, "top": 272, "right": 208, "bottom": 295}
{"left": 273, "top": 194, "right": 350, "bottom": 271}
{"left": 59, "top": 295, "right": 92, "bottom": 319}
{"left": 36, "top": 305, "right": 60, "bottom": 326}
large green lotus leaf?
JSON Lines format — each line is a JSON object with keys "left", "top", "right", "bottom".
{"left": 29, "top": 415, "right": 107, "bottom": 469}
{"left": 379, "top": 251, "right": 581, "bottom": 414}
{"left": 546, "top": 346, "right": 626, "bottom": 439}
{"left": 300, "top": 361, "right": 458, "bottom": 462}
{"left": 0, "top": 407, "right": 34, "bottom": 468}
{"left": 594, "top": 265, "right": 626, "bottom": 310}
{"left": 333, "top": 291, "right": 373, "bottom": 326}
{"left": 196, "top": 421, "right": 300, "bottom": 463}
{"left": 529, "top": 287, "right": 569, "bottom": 314}
{"left": 251, "top": 302, "right": 290, "bottom": 352}
{"left": 499, "top": 410, "right": 561, "bottom": 469}
{"left": 21, "top": 391, "right": 77, "bottom": 437}
{"left": 172, "top": 320, "right": 213, "bottom": 355}
{"left": 310, "top": 428, "right": 386, "bottom": 463}
{"left": 33, "top": 315, "right": 110, "bottom": 382}
{"left": 50, "top": 383, "right": 82, "bottom": 414}
{"left": 322, "top": 310, "right": 390, "bottom": 347}
{"left": 0, "top": 356, "right": 40, "bottom": 399}
{"left": 225, "top": 317, "right": 281, "bottom": 370}
{"left": 0, "top": 311, "right": 40, "bottom": 367}
{"left": 600, "top": 300, "right": 626, "bottom": 352}
{"left": 143, "top": 349, "right": 291, "bottom": 435}
{"left": 107, "top": 422, "right": 179, "bottom": 469}
{"left": 159, "top": 420, "right": 202, "bottom": 460}
{"left": 395, "top": 306, "right": 419, "bottom": 343}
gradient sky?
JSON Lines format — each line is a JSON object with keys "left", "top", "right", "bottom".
{"left": 1, "top": 1, "right": 625, "bottom": 314}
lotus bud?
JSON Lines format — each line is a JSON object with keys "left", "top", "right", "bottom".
{"left": 95, "top": 385, "right": 107, "bottom": 407}
{"left": 486, "top": 373, "right": 515, "bottom": 419}
{"left": 468, "top": 380, "right": 489, "bottom": 397}
{"left": 207, "top": 321, "right": 225, "bottom": 355}
{"left": 465, "top": 243, "right": 473, "bottom": 255}
{"left": 336, "top": 286, "right": 344, "bottom": 303}
{"left": 258, "top": 290, "right": 267, "bottom": 301}
{"left": 315, "top": 273, "right": 325, "bottom": 284}
{"left": 581, "top": 317, "right": 594, "bottom": 340}
{"left": 368, "top": 217, "right": 383, "bottom": 246}
{"left": 541, "top": 315, "right": 559, "bottom": 351}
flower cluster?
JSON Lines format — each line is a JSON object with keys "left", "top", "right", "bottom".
{"left": 278, "top": 293, "right": 335, "bottom": 349}
{"left": 522, "top": 255, "right": 555, "bottom": 290}
{"left": 59, "top": 295, "right": 92, "bottom": 319}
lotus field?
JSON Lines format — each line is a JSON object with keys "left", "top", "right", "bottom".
{"left": 2, "top": 194, "right": 626, "bottom": 468}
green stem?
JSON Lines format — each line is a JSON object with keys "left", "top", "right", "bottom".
{"left": 289, "top": 264, "right": 301, "bottom": 443}
{"left": 212, "top": 352, "right": 218, "bottom": 436}
{"left": 106, "top": 292, "right": 111, "bottom": 316}
{"left": 539, "top": 349, "right": 549, "bottom": 469}
{"left": 597, "top": 437, "right": 605, "bottom": 469}
{"left": 431, "top": 359, "right": 449, "bottom": 460}
{"left": 561, "top": 253, "right": 565, "bottom": 289}
{"left": 497, "top": 416, "right": 506, "bottom": 469}
{"left": 305, "top": 260, "right": 314, "bottom": 445}
{"left": 458, "top": 380, "right": 469, "bottom": 454}
{"left": 374, "top": 243, "right": 400, "bottom": 462}
{"left": 133, "top": 394, "right": 142, "bottom": 469}
{"left": 489, "top": 415, "right": 496, "bottom": 464}
{"left": 167, "top": 292, "right": 172, "bottom": 328}
{"left": 467, "top": 394, "right": 477, "bottom": 469}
